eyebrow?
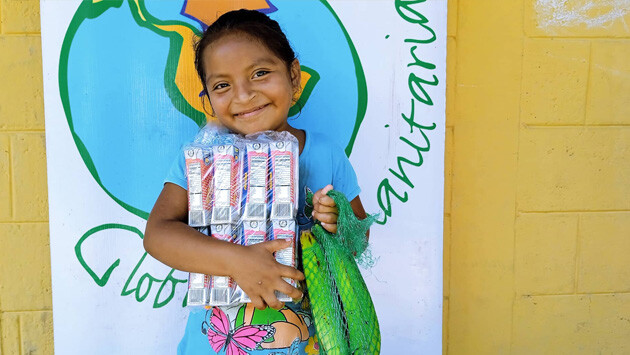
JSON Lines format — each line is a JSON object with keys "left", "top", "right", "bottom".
{"left": 206, "top": 57, "right": 279, "bottom": 82}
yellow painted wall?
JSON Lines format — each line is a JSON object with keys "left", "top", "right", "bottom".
{"left": 1, "top": 0, "right": 629, "bottom": 354}
{"left": 444, "top": 0, "right": 630, "bottom": 354}
{"left": 0, "top": 0, "right": 54, "bottom": 353}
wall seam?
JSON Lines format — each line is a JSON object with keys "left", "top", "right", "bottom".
{"left": 0, "top": 130, "right": 46, "bottom": 134}
{"left": 0, "top": 33, "right": 41, "bottom": 37}
{"left": 8, "top": 137, "right": 14, "bottom": 220}
{"left": 523, "top": 124, "right": 630, "bottom": 128}
{"left": 17, "top": 314, "right": 22, "bottom": 355}
{"left": 525, "top": 36, "right": 630, "bottom": 40}
{"left": 574, "top": 214, "right": 582, "bottom": 293}
{"left": 519, "top": 291, "right": 630, "bottom": 297}
{"left": 510, "top": 30, "right": 527, "bottom": 354}
{"left": 583, "top": 42, "right": 593, "bottom": 125}
{"left": 0, "top": 221, "right": 49, "bottom": 225}
{"left": 443, "top": 0, "right": 462, "bottom": 352}
{"left": 1, "top": 309, "right": 53, "bottom": 314}
{"left": 518, "top": 209, "right": 630, "bottom": 214}
{"left": 519, "top": 290, "right": 630, "bottom": 297}
{"left": 444, "top": 170, "right": 453, "bottom": 355}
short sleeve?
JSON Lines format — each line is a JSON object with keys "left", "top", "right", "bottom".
{"left": 331, "top": 147, "right": 361, "bottom": 202}
{"left": 164, "top": 151, "right": 187, "bottom": 190}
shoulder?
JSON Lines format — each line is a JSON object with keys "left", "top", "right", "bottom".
{"left": 305, "top": 130, "right": 346, "bottom": 157}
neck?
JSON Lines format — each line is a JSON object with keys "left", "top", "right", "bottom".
{"left": 281, "top": 124, "right": 305, "bottom": 155}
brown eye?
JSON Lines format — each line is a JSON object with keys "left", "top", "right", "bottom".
{"left": 253, "top": 70, "right": 270, "bottom": 78}
{"left": 213, "top": 83, "right": 229, "bottom": 91}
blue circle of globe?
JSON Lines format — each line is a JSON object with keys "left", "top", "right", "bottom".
{"left": 63, "top": 0, "right": 362, "bottom": 217}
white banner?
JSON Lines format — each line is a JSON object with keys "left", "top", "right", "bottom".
{"left": 42, "top": 0, "right": 446, "bottom": 353}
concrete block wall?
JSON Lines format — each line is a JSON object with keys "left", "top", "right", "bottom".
{"left": 0, "top": 0, "right": 53, "bottom": 353}
{"left": 445, "top": 0, "right": 630, "bottom": 353}
{"left": 1, "top": 0, "right": 629, "bottom": 353}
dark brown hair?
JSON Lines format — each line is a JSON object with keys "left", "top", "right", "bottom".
{"left": 194, "top": 9, "right": 297, "bottom": 100}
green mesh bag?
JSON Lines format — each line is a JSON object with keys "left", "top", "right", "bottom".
{"left": 301, "top": 189, "right": 380, "bottom": 354}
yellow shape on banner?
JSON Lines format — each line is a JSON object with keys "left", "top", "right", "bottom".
{"left": 184, "top": 0, "right": 272, "bottom": 25}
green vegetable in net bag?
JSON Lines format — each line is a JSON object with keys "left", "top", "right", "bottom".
{"left": 301, "top": 189, "right": 380, "bottom": 354}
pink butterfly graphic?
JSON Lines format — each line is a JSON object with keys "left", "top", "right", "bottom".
{"left": 202, "top": 308, "right": 275, "bottom": 355}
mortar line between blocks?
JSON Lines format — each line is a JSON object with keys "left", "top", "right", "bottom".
{"left": 583, "top": 42, "right": 593, "bottom": 125}
{"left": 523, "top": 124, "right": 630, "bottom": 128}
{"left": 2, "top": 309, "right": 53, "bottom": 314}
{"left": 8, "top": 138, "right": 14, "bottom": 220}
{"left": 0, "top": 130, "right": 45, "bottom": 134}
{"left": 526, "top": 35, "right": 630, "bottom": 40}
{"left": 519, "top": 291, "right": 630, "bottom": 297}
{"left": 444, "top": 211, "right": 452, "bottom": 354}
{"left": 444, "top": 1, "right": 462, "bottom": 352}
{"left": 574, "top": 214, "right": 582, "bottom": 294}
{"left": 17, "top": 313, "right": 23, "bottom": 355}
{"left": 1, "top": 33, "right": 41, "bottom": 37}
{"left": 0, "top": 221, "right": 49, "bottom": 224}
{"left": 519, "top": 209, "right": 630, "bottom": 214}
{"left": 511, "top": 31, "right": 527, "bottom": 355}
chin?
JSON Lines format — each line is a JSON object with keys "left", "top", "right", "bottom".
{"left": 231, "top": 125, "right": 270, "bottom": 136}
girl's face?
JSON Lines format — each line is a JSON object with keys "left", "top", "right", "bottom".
{"left": 202, "top": 33, "right": 301, "bottom": 135}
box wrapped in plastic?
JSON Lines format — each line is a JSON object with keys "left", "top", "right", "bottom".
{"left": 238, "top": 220, "right": 267, "bottom": 303}
{"left": 211, "top": 143, "right": 242, "bottom": 224}
{"left": 209, "top": 223, "right": 239, "bottom": 305}
{"left": 184, "top": 146, "right": 212, "bottom": 227}
{"left": 270, "top": 139, "right": 298, "bottom": 219}
{"left": 184, "top": 125, "right": 301, "bottom": 307}
{"left": 270, "top": 219, "right": 298, "bottom": 303}
{"left": 186, "top": 227, "right": 211, "bottom": 306}
{"left": 242, "top": 142, "right": 269, "bottom": 220}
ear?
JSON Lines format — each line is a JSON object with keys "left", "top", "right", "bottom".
{"left": 289, "top": 59, "right": 301, "bottom": 94}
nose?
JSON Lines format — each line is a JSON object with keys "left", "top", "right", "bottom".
{"left": 233, "top": 79, "right": 255, "bottom": 104}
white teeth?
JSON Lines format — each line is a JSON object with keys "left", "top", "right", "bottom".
{"left": 236, "top": 105, "right": 266, "bottom": 117}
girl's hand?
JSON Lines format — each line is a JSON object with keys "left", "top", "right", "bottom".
{"left": 312, "top": 184, "right": 338, "bottom": 234}
{"left": 231, "top": 239, "right": 305, "bottom": 310}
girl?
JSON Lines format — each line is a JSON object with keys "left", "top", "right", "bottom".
{"left": 144, "top": 9, "right": 368, "bottom": 354}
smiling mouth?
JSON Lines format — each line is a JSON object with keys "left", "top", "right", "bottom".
{"left": 234, "top": 104, "right": 269, "bottom": 118}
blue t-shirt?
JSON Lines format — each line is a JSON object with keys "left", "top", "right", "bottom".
{"left": 165, "top": 129, "right": 360, "bottom": 355}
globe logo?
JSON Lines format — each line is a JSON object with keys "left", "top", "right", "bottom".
{"left": 61, "top": 0, "right": 367, "bottom": 308}
{"left": 60, "top": 0, "right": 366, "bottom": 218}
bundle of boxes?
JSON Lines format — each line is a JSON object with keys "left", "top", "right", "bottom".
{"left": 183, "top": 129, "right": 299, "bottom": 307}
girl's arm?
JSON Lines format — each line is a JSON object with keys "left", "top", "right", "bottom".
{"left": 144, "top": 182, "right": 304, "bottom": 309}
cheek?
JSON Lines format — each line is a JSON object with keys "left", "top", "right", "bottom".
{"left": 208, "top": 94, "right": 229, "bottom": 112}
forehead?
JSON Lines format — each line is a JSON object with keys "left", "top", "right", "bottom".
{"left": 203, "top": 33, "right": 283, "bottom": 78}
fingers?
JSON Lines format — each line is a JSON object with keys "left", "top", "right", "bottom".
{"left": 312, "top": 211, "right": 338, "bottom": 224}
{"left": 312, "top": 186, "right": 338, "bottom": 227}
{"left": 278, "top": 263, "right": 305, "bottom": 281}
{"left": 262, "top": 291, "right": 284, "bottom": 310}
{"left": 313, "top": 185, "right": 336, "bottom": 207}
{"left": 249, "top": 295, "right": 267, "bottom": 310}
{"left": 262, "top": 238, "right": 293, "bottom": 253}
{"left": 313, "top": 203, "right": 337, "bottom": 214}
{"left": 317, "top": 195, "right": 336, "bottom": 208}
{"left": 321, "top": 222, "right": 338, "bottom": 234}
{"left": 277, "top": 279, "right": 303, "bottom": 300}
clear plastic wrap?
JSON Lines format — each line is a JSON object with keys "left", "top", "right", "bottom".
{"left": 184, "top": 125, "right": 300, "bottom": 307}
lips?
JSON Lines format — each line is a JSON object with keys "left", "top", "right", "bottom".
{"left": 233, "top": 104, "right": 269, "bottom": 118}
